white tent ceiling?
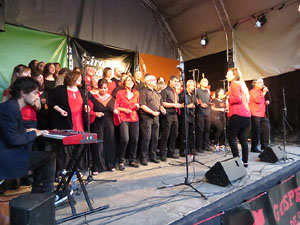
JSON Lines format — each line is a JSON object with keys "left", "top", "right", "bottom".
{"left": 3, "top": 0, "right": 300, "bottom": 79}
{"left": 149, "top": 0, "right": 299, "bottom": 59}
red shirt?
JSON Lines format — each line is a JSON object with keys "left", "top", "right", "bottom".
{"left": 228, "top": 81, "right": 251, "bottom": 118}
{"left": 2, "top": 88, "right": 10, "bottom": 98}
{"left": 67, "top": 89, "right": 84, "bottom": 131}
{"left": 3, "top": 88, "right": 37, "bottom": 121}
{"left": 107, "top": 81, "right": 116, "bottom": 95}
{"left": 84, "top": 75, "right": 93, "bottom": 91}
{"left": 21, "top": 105, "right": 37, "bottom": 121}
{"left": 115, "top": 89, "right": 139, "bottom": 122}
{"left": 249, "top": 88, "right": 266, "bottom": 117}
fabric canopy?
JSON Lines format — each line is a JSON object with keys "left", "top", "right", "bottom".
{"left": 2, "top": 0, "right": 300, "bottom": 81}
{"left": 234, "top": 3, "right": 300, "bottom": 80}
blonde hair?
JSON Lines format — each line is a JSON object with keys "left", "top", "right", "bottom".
{"left": 229, "top": 68, "right": 249, "bottom": 102}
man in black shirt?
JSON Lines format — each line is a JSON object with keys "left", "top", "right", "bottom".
{"left": 134, "top": 71, "right": 145, "bottom": 91}
{"left": 111, "top": 67, "right": 122, "bottom": 87}
{"left": 139, "top": 74, "right": 166, "bottom": 165}
{"left": 159, "top": 75, "right": 183, "bottom": 161}
{"left": 195, "top": 78, "right": 212, "bottom": 152}
{"left": 179, "top": 80, "right": 197, "bottom": 156}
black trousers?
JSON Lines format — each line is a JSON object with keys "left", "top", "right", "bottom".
{"left": 28, "top": 151, "right": 55, "bottom": 194}
{"left": 227, "top": 115, "right": 250, "bottom": 163}
{"left": 251, "top": 116, "right": 270, "bottom": 150}
{"left": 91, "top": 116, "right": 116, "bottom": 172}
{"left": 118, "top": 121, "right": 139, "bottom": 163}
{"left": 195, "top": 114, "right": 211, "bottom": 150}
{"left": 139, "top": 114, "right": 159, "bottom": 160}
{"left": 212, "top": 117, "right": 225, "bottom": 146}
{"left": 159, "top": 114, "right": 178, "bottom": 157}
{"left": 178, "top": 115, "right": 195, "bottom": 155}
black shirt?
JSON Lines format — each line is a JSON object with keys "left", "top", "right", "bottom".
{"left": 179, "top": 91, "right": 196, "bottom": 123}
{"left": 196, "top": 88, "right": 211, "bottom": 116}
{"left": 211, "top": 98, "right": 226, "bottom": 120}
{"left": 140, "top": 87, "right": 162, "bottom": 116}
{"left": 136, "top": 81, "right": 145, "bottom": 91}
{"left": 160, "top": 86, "right": 178, "bottom": 114}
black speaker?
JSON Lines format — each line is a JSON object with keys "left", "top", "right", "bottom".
{"left": 205, "top": 157, "right": 247, "bottom": 187}
{"left": 10, "top": 193, "right": 56, "bottom": 225}
{"left": 0, "top": 0, "right": 4, "bottom": 32}
{"left": 258, "top": 145, "right": 286, "bottom": 163}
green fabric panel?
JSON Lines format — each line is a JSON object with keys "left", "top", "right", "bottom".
{"left": 0, "top": 24, "right": 68, "bottom": 101}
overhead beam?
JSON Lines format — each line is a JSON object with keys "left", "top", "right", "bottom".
{"left": 212, "top": 0, "right": 234, "bottom": 67}
{"left": 136, "top": 0, "right": 179, "bottom": 57}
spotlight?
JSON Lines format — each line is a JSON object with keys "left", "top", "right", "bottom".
{"left": 298, "top": 4, "right": 300, "bottom": 12}
{"left": 255, "top": 14, "right": 267, "bottom": 28}
{"left": 200, "top": 34, "right": 208, "bottom": 46}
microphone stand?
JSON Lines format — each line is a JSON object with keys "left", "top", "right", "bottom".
{"left": 221, "top": 79, "right": 230, "bottom": 157}
{"left": 157, "top": 55, "right": 207, "bottom": 200}
{"left": 189, "top": 70, "right": 210, "bottom": 168}
{"left": 82, "top": 67, "right": 116, "bottom": 185}
{"left": 282, "top": 89, "right": 290, "bottom": 155}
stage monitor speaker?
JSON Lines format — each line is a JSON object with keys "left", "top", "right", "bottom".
{"left": 0, "top": 0, "right": 4, "bottom": 32}
{"left": 258, "top": 145, "right": 286, "bottom": 163}
{"left": 205, "top": 157, "right": 247, "bottom": 187}
{"left": 10, "top": 193, "right": 56, "bottom": 225}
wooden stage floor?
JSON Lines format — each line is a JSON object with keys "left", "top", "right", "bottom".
{"left": 55, "top": 143, "right": 300, "bottom": 225}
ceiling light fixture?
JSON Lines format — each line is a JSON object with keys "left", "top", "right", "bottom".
{"left": 200, "top": 34, "right": 208, "bottom": 46}
{"left": 255, "top": 14, "right": 267, "bottom": 28}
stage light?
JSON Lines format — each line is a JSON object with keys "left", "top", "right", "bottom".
{"left": 200, "top": 34, "right": 208, "bottom": 46}
{"left": 298, "top": 4, "right": 300, "bottom": 12}
{"left": 255, "top": 14, "right": 267, "bottom": 28}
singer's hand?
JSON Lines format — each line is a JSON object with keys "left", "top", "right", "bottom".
{"left": 201, "top": 103, "right": 208, "bottom": 108}
{"left": 60, "top": 110, "right": 68, "bottom": 117}
{"left": 263, "top": 86, "right": 268, "bottom": 94}
{"left": 266, "top": 100, "right": 270, "bottom": 105}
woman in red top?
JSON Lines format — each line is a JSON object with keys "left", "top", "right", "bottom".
{"left": 226, "top": 68, "right": 251, "bottom": 167}
{"left": 89, "top": 79, "right": 116, "bottom": 174}
{"left": 51, "top": 71, "right": 87, "bottom": 172}
{"left": 103, "top": 67, "right": 116, "bottom": 95}
{"left": 114, "top": 75, "right": 140, "bottom": 170}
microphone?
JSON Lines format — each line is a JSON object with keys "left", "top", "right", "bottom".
{"left": 263, "top": 85, "right": 268, "bottom": 92}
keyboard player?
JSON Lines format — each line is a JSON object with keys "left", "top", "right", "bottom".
{"left": 0, "top": 77, "right": 55, "bottom": 193}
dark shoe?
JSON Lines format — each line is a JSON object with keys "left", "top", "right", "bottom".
{"left": 167, "top": 154, "right": 180, "bottom": 159}
{"left": 160, "top": 156, "right": 167, "bottom": 162}
{"left": 251, "top": 148, "right": 262, "bottom": 153}
{"left": 119, "top": 163, "right": 125, "bottom": 171}
{"left": 140, "top": 159, "right": 148, "bottom": 166}
{"left": 129, "top": 162, "right": 139, "bottom": 168}
{"left": 150, "top": 158, "right": 160, "bottom": 163}
{"left": 244, "top": 163, "right": 249, "bottom": 168}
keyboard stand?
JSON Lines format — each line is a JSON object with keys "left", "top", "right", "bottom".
{"left": 55, "top": 144, "right": 109, "bottom": 224}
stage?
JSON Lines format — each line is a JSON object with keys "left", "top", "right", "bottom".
{"left": 55, "top": 143, "right": 300, "bottom": 225}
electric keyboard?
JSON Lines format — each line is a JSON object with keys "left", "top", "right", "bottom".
{"left": 42, "top": 130, "right": 98, "bottom": 145}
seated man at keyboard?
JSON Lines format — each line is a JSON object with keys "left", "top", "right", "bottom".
{"left": 0, "top": 77, "right": 55, "bottom": 193}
